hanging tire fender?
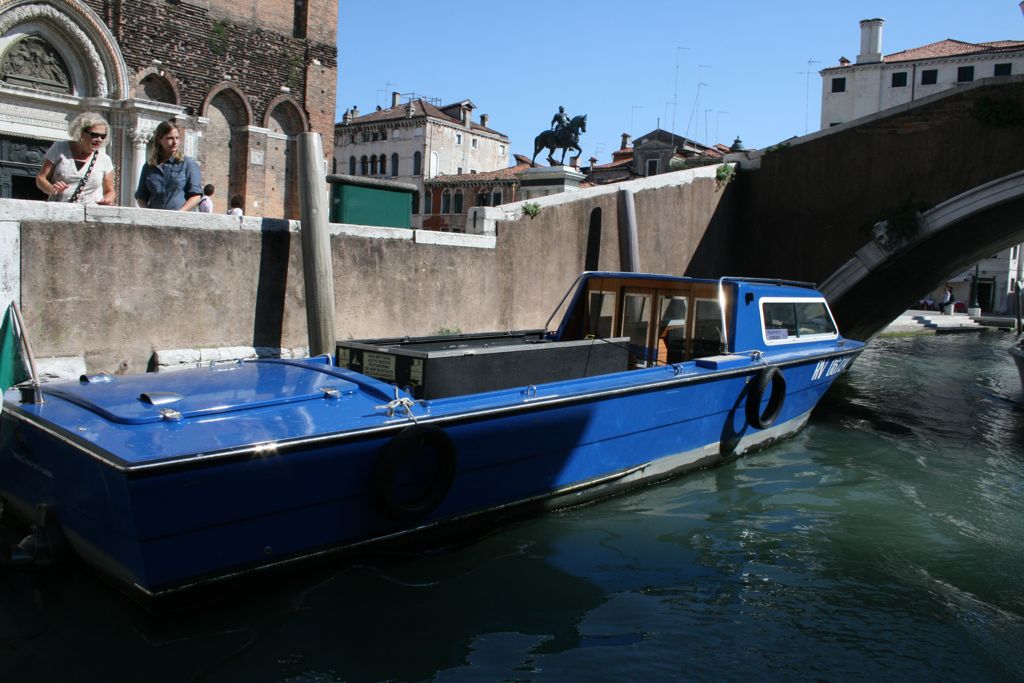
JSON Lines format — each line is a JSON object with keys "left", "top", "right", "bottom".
{"left": 746, "top": 366, "right": 786, "bottom": 429}
{"left": 373, "top": 424, "right": 457, "bottom": 523}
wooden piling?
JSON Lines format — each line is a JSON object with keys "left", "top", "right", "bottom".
{"left": 297, "top": 133, "right": 337, "bottom": 357}
{"left": 617, "top": 188, "right": 639, "bottom": 272}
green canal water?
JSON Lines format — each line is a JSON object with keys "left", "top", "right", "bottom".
{"left": 2, "top": 331, "right": 1024, "bottom": 682}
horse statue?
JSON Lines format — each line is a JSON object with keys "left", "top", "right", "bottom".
{"left": 532, "top": 114, "right": 587, "bottom": 166}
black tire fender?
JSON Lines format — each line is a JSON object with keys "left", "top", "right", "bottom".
{"left": 746, "top": 366, "right": 786, "bottom": 429}
{"left": 373, "top": 424, "right": 457, "bottom": 522}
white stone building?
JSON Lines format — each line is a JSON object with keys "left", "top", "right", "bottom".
{"left": 334, "top": 92, "right": 510, "bottom": 229}
{"left": 820, "top": 18, "right": 1024, "bottom": 129}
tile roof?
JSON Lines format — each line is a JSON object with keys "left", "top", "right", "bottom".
{"left": 885, "top": 38, "right": 1024, "bottom": 63}
{"left": 424, "top": 155, "right": 534, "bottom": 185}
{"left": 337, "top": 98, "right": 507, "bottom": 138}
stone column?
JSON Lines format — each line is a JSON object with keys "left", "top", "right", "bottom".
{"left": 125, "top": 129, "right": 151, "bottom": 207}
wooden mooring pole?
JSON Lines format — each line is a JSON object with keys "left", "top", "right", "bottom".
{"left": 297, "top": 132, "right": 337, "bottom": 357}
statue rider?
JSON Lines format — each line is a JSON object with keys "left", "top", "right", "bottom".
{"left": 550, "top": 106, "right": 570, "bottom": 133}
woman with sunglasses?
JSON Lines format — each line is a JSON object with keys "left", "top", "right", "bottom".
{"left": 36, "top": 112, "right": 116, "bottom": 205}
{"left": 134, "top": 119, "right": 203, "bottom": 211}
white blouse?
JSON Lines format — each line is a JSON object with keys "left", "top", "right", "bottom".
{"left": 44, "top": 140, "right": 114, "bottom": 204}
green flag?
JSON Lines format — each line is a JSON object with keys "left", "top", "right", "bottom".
{"left": 0, "top": 303, "right": 29, "bottom": 393}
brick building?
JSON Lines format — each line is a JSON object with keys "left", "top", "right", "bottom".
{"left": 421, "top": 154, "right": 531, "bottom": 232}
{"left": 0, "top": 0, "right": 337, "bottom": 217}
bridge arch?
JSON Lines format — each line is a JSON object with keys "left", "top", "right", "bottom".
{"left": 821, "top": 170, "right": 1024, "bottom": 340}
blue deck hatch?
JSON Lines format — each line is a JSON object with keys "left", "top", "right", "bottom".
{"left": 42, "top": 361, "right": 358, "bottom": 425}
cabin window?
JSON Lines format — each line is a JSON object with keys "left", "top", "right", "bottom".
{"left": 692, "top": 299, "right": 723, "bottom": 358}
{"left": 657, "top": 296, "right": 688, "bottom": 364}
{"left": 622, "top": 292, "right": 653, "bottom": 366}
{"left": 585, "top": 291, "right": 616, "bottom": 338}
{"left": 761, "top": 298, "right": 838, "bottom": 345}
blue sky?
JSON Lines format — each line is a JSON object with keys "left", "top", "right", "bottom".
{"left": 336, "top": 1, "right": 1023, "bottom": 163}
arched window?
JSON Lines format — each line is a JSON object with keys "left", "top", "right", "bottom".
{"left": 370, "top": 155, "right": 378, "bottom": 175}
{"left": 379, "top": 154, "right": 386, "bottom": 176}
{"left": 424, "top": 190, "right": 432, "bottom": 214}
{"left": 349, "top": 156, "right": 356, "bottom": 175}
{"left": 492, "top": 190, "right": 502, "bottom": 206}
{"left": 360, "top": 156, "right": 368, "bottom": 175}
{"left": 413, "top": 151, "right": 422, "bottom": 176}
{"left": 453, "top": 190, "right": 463, "bottom": 214}
{"left": 476, "top": 192, "right": 489, "bottom": 207}
{"left": 411, "top": 191, "right": 419, "bottom": 214}
{"left": 441, "top": 190, "right": 451, "bottom": 214}
{"left": 391, "top": 153, "right": 399, "bottom": 176}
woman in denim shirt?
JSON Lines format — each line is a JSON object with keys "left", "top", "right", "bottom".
{"left": 135, "top": 120, "right": 203, "bottom": 211}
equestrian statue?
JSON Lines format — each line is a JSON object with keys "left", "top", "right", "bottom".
{"left": 532, "top": 106, "right": 587, "bottom": 166}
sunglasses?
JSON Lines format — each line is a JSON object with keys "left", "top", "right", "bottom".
{"left": 86, "top": 131, "right": 107, "bottom": 140}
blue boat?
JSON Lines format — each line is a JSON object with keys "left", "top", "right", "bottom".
{"left": 0, "top": 272, "right": 863, "bottom": 604}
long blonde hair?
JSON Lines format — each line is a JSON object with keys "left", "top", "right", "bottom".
{"left": 147, "top": 120, "right": 185, "bottom": 166}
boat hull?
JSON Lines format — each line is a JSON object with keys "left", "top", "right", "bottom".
{"left": 0, "top": 349, "right": 855, "bottom": 601}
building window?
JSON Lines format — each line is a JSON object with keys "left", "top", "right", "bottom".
{"left": 349, "top": 156, "right": 356, "bottom": 175}
{"left": 457, "top": 167, "right": 463, "bottom": 175}
{"left": 995, "top": 63, "right": 1012, "bottom": 76}
{"left": 476, "top": 191, "right": 489, "bottom": 206}
{"left": 499, "top": 145, "right": 505, "bottom": 155}
{"left": 361, "top": 132, "right": 370, "bottom": 142}
{"left": 492, "top": 190, "right": 502, "bottom": 206}
{"left": 371, "top": 132, "right": 379, "bottom": 142}
{"left": 370, "top": 155, "right": 378, "bottom": 175}
{"left": 411, "top": 191, "right": 419, "bottom": 215}
{"left": 921, "top": 69, "right": 938, "bottom": 85}
{"left": 471, "top": 138, "right": 478, "bottom": 149}
{"left": 441, "top": 190, "right": 451, "bottom": 214}
{"left": 392, "top": 129, "right": 401, "bottom": 140}
{"left": 413, "top": 151, "right": 422, "bottom": 175}
{"left": 381, "top": 130, "right": 387, "bottom": 141}
{"left": 424, "top": 190, "right": 432, "bottom": 214}
{"left": 646, "top": 159, "right": 658, "bottom": 176}
{"left": 831, "top": 77, "right": 846, "bottom": 93}
{"left": 349, "top": 135, "right": 355, "bottom": 144}
{"left": 957, "top": 66, "right": 974, "bottom": 83}
{"left": 453, "top": 191, "right": 463, "bottom": 214}
{"left": 391, "top": 153, "right": 399, "bottom": 176}
{"left": 360, "top": 155, "right": 368, "bottom": 175}
{"left": 455, "top": 133, "right": 462, "bottom": 145}
{"left": 891, "top": 71, "right": 908, "bottom": 87}
{"left": 379, "top": 155, "right": 386, "bottom": 175}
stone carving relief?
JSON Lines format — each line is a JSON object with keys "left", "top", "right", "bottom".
{"left": 0, "top": 4, "right": 110, "bottom": 96}
{"left": 0, "top": 35, "right": 71, "bottom": 93}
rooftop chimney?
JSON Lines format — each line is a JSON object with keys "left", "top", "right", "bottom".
{"left": 391, "top": 91, "right": 401, "bottom": 108}
{"left": 352, "top": 105, "right": 360, "bottom": 119}
{"left": 480, "top": 113, "right": 489, "bottom": 128}
{"left": 857, "top": 18, "right": 884, "bottom": 64}
{"left": 620, "top": 132, "right": 631, "bottom": 150}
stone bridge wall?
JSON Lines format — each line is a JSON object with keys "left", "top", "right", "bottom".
{"left": 730, "top": 76, "right": 1024, "bottom": 287}
{"left": 0, "top": 164, "right": 734, "bottom": 374}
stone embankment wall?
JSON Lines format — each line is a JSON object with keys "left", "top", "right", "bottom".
{"left": 0, "top": 165, "right": 734, "bottom": 375}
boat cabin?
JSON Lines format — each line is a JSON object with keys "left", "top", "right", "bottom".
{"left": 553, "top": 274, "right": 730, "bottom": 367}
{"left": 336, "top": 272, "right": 838, "bottom": 400}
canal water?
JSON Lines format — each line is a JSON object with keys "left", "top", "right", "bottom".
{"left": 2, "top": 332, "right": 1024, "bottom": 682}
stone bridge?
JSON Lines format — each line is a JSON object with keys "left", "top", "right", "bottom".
{"left": 720, "top": 75, "right": 1024, "bottom": 340}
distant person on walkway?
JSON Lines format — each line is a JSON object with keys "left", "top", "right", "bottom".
{"left": 36, "top": 112, "right": 116, "bottom": 205}
{"left": 135, "top": 120, "right": 202, "bottom": 211}
{"left": 941, "top": 286, "right": 954, "bottom": 311}
{"left": 196, "top": 184, "right": 215, "bottom": 213}
{"left": 227, "top": 194, "right": 244, "bottom": 217}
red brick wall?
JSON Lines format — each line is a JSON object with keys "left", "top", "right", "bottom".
{"left": 82, "top": 0, "right": 337, "bottom": 217}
